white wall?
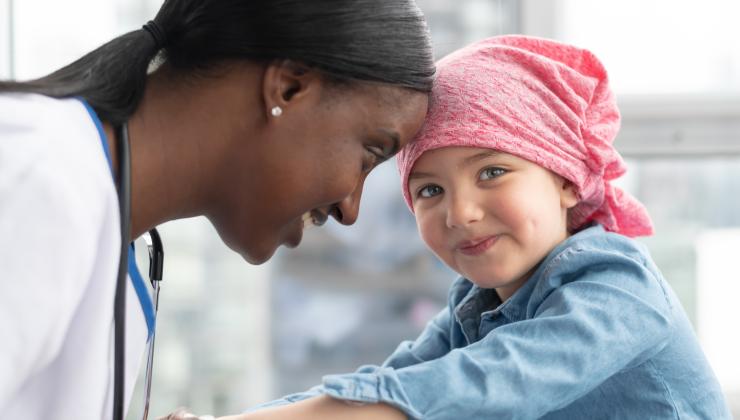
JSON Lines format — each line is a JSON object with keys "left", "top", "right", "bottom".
{"left": 0, "top": 0, "right": 11, "bottom": 78}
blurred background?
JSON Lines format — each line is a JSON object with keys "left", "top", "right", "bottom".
{"left": 2, "top": 0, "right": 739, "bottom": 417}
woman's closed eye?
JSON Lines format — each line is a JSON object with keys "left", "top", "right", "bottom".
{"left": 362, "top": 145, "right": 387, "bottom": 172}
{"left": 479, "top": 166, "right": 507, "bottom": 181}
{"left": 417, "top": 184, "right": 443, "bottom": 199}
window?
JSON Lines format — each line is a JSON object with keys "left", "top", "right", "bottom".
{"left": 549, "top": 0, "right": 740, "bottom": 414}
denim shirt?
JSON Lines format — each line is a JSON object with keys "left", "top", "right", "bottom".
{"left": 250, "top": 225, "right": 731, "bottom": 419}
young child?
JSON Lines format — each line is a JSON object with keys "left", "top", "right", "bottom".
{"left": 213, "top": 35, "right": 732, "bottom": 420}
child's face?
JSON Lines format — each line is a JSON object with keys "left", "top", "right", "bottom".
{"left": 408, "top": 147, "right": 578, "bottom": 300}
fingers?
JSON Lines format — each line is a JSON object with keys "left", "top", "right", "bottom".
{"left": 156, "top": 408, "right": 215, "bottom": 420}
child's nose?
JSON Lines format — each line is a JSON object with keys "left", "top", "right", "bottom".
{"left": 445, "top": 192, "right": 484, "bottom": 229}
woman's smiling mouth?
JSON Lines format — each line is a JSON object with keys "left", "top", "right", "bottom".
{"left": 285, "top": 210, "right": 330, "bottom": 249}
{"left": 302, "top": 209, "right": 328, "bottom": 230}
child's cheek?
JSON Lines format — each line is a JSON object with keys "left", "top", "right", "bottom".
{"left": 417, "top": 212, "right": 447, "bottom": 257}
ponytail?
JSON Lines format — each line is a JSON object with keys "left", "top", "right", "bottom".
{"left": 0, "top": 0, "right": 435, "bottom": 125}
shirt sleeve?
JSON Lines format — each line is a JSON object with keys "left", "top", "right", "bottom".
{"left": 381, "top": 307, "right": 453, "bottom": 370}
{"left": 317, "top": 248, "right": 675, "bottom": 419}
{"left": 0, "top": 153, "right": 106, "bottom": 409}
{"left": 244, "top": 303, "right": 456, "bottom": 413}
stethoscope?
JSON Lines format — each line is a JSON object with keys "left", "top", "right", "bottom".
{"left": 113, "top": 123, "right": 164, "bottom": 420}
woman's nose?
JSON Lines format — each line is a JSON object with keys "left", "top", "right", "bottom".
{"left": 330, "top": 178, "right": 365, "bottom": 226}
{"left": 445, "top": 192, "right": 484, "bottom": 229}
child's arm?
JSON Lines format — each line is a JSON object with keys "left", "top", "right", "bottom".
{"left": 242, "top": 290, "right": 458, "bottom": 413}
{"left": 239, "top": 386, "right": 322, "bottom": 412}
{"left": 381, "top": 307, "right": 453, "bottom": 369}
{"left": 222, "top": 395, "right": 405, "bottom": 420}
{"left": 277, "top": 248, "right": 674, "bottom": 419}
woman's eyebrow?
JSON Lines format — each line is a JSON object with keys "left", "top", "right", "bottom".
{"left": 378, "top": 128, "right": 401, "bottom": 157}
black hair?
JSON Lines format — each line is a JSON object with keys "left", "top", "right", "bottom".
{"left": 0, "top": 0, "right": 435, "bottom": 125}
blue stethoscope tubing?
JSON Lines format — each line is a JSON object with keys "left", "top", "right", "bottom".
{"left": 113, "top": 123, "right": 164, "bottom": 420}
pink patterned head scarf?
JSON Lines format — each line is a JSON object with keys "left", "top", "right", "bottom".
{"left": 398, "top": 35, "right": 653, "bottom": 237}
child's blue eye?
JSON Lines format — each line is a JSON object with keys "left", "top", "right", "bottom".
{"left": 418, "top": 184, "right": 443, "bottom": 198}
{"left": 480, "top": 167, "right": 506, "bottom": 181}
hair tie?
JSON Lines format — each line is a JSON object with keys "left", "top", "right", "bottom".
{"left": 142, "top": 20, "right": 167, "bottom": 50}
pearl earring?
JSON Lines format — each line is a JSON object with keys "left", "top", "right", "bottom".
{"left": 271, "top": 106, "right": 283, "bottom": 117}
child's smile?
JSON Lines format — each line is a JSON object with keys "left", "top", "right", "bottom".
{"left": 455, "top": 234, "right": 499, "bottom": 256}
{"left": 409, "top": 146, "right": 579, "bottom": 300}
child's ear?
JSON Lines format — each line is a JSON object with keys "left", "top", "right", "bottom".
{"left": 559, "top": 178, "right": 579, "bottom": 209}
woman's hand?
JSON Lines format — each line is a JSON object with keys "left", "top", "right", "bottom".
{"left": 157, "top": 408, "right": 215, "bottom": 420}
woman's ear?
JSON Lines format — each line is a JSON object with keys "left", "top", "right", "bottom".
{"left": 261, "top": 59, "right": 319, "bottom": 118}
{"left": 559, "top": 178, "right": 579, "bottom": 209}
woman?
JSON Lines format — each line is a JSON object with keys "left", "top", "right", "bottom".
{"left": 0, "top": 0, "right": 434, "bottom": 419}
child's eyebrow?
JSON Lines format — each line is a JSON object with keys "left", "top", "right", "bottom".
{"left": 409, "top": 171, "right": 434, "bottom": 181}
{"left": 409, "top": 150, "right": 502, "bottom": 181}
{"left": 460, "top": 150, "right": 501, "bottom": 168}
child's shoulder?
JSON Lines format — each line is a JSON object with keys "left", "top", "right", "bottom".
{"left": 544, "top": 224, "right": 652, "bottom": 274}
{"left": 527, "top": 224, "right": 671, "bottom": 312}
